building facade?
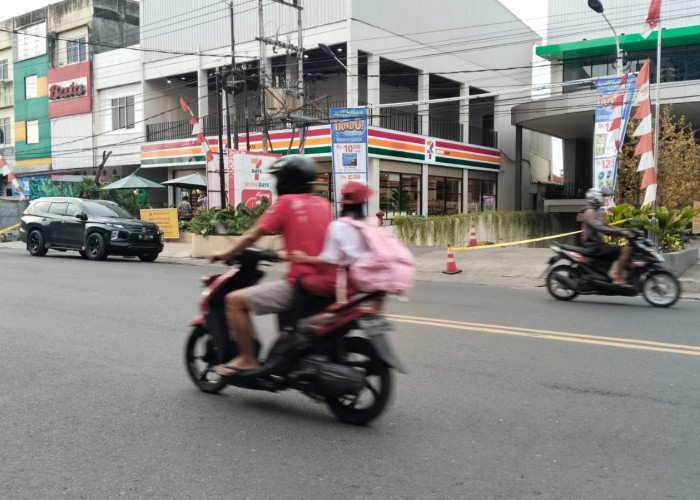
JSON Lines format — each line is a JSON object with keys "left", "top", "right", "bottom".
{"left": 0, "top": 0, "right": 139, "bottom": 196}
{"left": 3, "top": 0, "right": 542, "bottom": 216}
{"left": 512, "top": 0, "right": 700, "bottom": 213}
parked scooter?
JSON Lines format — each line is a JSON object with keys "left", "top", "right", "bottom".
{"left": 544, "top": 229, "right": 680, "bottom": 307}
{"left": 184, "top": 246, "right": 405, "bottom": 425}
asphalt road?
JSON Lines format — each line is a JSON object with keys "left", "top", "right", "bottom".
{"left": 1, "top": 248, "right": 700, "bottom": 499}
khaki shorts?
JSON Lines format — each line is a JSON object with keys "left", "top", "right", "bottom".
{"left": 245, "top": 279, "right": 295, "bottom": 315}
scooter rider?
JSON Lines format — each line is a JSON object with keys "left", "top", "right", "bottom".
{"left": 580, "top": 188, "right": 634, "bottom": 286}
{"left": 210, "top": 155, "right": 335, "bottom": 376}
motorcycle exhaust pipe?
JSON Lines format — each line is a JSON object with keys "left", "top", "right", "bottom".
{"left": 554, "top": 273, "right": 576, "bottom": 289}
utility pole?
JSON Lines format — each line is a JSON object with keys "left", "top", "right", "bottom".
{"left": 229, "top": 1, "right": 238, "bottom": 150}
{"left": 216, "top": 68, "right": 227, "bottom": 207}
{"left": 256, "top": 0, "right": 305, "bottom": 153}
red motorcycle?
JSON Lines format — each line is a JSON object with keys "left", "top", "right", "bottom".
{"left": 184, "top": 246, "right": 405, "bottom": 425}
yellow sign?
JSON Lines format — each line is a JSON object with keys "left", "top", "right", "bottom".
{"left": 140, "top": 208, "right": 179, "bottom": 238}
{"left": 693, "top": 201, "right": 700, "bottom": 234}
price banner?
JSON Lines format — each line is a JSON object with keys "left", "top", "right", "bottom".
{"left": 330, "top": 107, "right": 369, "bottom": 217}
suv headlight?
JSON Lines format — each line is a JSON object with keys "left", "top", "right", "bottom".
{"left": 111, "top": 230, "right": 120, "bottom": 241}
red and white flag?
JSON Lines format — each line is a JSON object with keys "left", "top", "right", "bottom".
{"left": 642, "top": 0, "right": 661, "bottom": 38}
{"left": 607, "top": 74, "right": 629, "bottom": 152}
{"left": 630, "top": 60, "right": 656, "bottom": 206}
{"left": 0, "top": 153, "right": 26, "bottom": 197}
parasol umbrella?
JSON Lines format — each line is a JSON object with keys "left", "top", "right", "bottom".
{"left": 161, "top": 173, "right": 207, "bottom": 189}
{"left": 101, "top": 173, "right": 165, "bottom": 216}
{"left": 101, "top": 173, "right": 166, "bottom": 190}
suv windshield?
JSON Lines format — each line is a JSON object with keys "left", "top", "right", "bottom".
{"left": 83, "top": 201, "right": 134, "bottom": 219}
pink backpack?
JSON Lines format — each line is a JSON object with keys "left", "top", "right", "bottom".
{"left": 343, "top": 218, "right": 415, "bottom": 295}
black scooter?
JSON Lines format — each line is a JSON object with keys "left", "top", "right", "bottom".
{"left": 184, "top": 246, "right": 405, "bottom": 425}
{"left": 544, "top": 229, "right": 680, "bottom": 307}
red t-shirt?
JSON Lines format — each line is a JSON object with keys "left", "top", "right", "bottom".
{"left": 255, "top": 193, "right": 335, "bottom": 288}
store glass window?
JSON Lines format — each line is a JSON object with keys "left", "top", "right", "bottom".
{"left": 428, "top": 176, "right": 461, "bottom": 215}
{"left": 467, "top": 179, "right": 497, "bottom": 212}
{"left": 380, "top": 172, "right": 421, "bottom": 217}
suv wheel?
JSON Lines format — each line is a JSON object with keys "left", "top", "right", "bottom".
{"left": 27, "top": 230, "right": 49, "bottom": 256}
{"left": 86, "top": 233, "right": 108, "bottom": 261}
{"left": 138, "top": 251, "right": 159, "bottom": 262}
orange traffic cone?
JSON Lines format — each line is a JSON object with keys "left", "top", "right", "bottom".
{"left": 442, "top": 244, "right": 462, "bottom": 275}
{"left": 468, "top": 221, "right": 478, "bottom": 247}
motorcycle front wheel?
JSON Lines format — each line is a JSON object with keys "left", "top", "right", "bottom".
{"left": 325, "top": 337, "right": 392, "bottom": 426}
{"left": 642, "top": 270, "right": 680, "bottom": 308}
{"left": 546, "top": 264, "right": 579, "bottom": 301}
{"left": 185, "top": 325, "right": 227, "bottom": 393}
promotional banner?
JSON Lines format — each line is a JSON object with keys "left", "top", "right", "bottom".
{"left": 592, "top": 75, "right": 636, "bottom": 201}
{"left": 140, "top": 208, "right": 179, "bottom": 239}
{"left": 330, "top": 107, "right": 369, "bottom": 217}
{"left": 228, "top": 150, "right": 280, "bottom": 209}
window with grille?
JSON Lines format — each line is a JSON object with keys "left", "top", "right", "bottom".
{"left": 0, "top": 117, "right": 9, "bottom": 144}
{"left": 67, "top": 37, "right": 87, "bottom": 64}
{"left": 0, "top": 60, "right": 8, "bottom": 81}
{"left": 111, "top": 96, "right": 135, "bottom": 130}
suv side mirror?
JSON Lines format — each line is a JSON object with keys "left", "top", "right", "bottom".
{"left": 75, "top": 212, "right": 88, "bottom": 221}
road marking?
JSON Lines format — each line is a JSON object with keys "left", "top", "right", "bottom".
{"left": 386, "top": 314, "right": 700, "bottom": 356}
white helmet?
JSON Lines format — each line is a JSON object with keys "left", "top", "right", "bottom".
{"left": 585, "top": 188, "right": 604, "bottom": 206}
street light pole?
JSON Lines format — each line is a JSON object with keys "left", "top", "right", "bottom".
{"left": 588, "top": 0, "right": 622, "bottom": 76}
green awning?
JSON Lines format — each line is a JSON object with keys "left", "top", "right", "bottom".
{"left": 536, "top": 25, "right": 700, "bottom": 61}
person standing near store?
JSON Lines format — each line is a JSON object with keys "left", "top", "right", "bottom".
{"left": 178, "top": 194, "right": 193, "bottom": 220}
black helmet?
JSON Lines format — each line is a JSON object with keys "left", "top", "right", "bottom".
{"left": 269, "top": 154, "right": 317, "bottom": 195}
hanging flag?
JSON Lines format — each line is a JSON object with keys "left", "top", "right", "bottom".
{"left": 630, "top": 59, "right": 657, "bottom": 206}
{"left": 179, "top": 97, "right": 189, "bottom": 112}
{"left": 0, "top": 153, "right": 26, "bottom": 198}
{"left": 189, "top": 116, "right": 198, "bottom": 126}
{"left": 642, "top": 0, "right": 661, "bottom": 38}
{"left": 191, "top": 122, "right": 202, "bottom": 135}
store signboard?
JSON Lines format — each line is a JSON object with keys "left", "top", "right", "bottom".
{"left": 228, "top": 150, "right": 280, "bottom": 209}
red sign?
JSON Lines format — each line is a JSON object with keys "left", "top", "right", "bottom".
{"left": 47, "top": 61, "right": 92, "bottom": 118}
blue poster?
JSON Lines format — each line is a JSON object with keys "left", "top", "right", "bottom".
{"left": 330, "top": 107, "right": 369, "bottom": 217}
{"left": 592, "top": 75, "right": 636, "bottom": 201}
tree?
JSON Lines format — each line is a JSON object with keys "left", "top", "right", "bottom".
{"left": 615, "top": 106, "right": 700, "bottom": 208}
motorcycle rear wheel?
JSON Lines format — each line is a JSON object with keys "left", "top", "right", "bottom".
{"left": 546, "top": 264, "right": 579, "bottom": 301}
{"left": 325, "top": 337, "right": 392, "bottom": 426}
{"left": 185, "top": 325, "right": 227, "bottom": 393}
{"left": 642, "top": 270, "right": 680, "bottom": 308}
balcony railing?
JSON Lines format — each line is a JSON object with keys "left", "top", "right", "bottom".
{"left": 146, "top": 103, "right": 497, "bottom": 148}
{"left": 543, "top": 182, "right": 586, "bottom": 200}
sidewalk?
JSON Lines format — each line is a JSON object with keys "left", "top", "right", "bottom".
{"left": 3, "top": 239, "right": 699, "bottom": 299}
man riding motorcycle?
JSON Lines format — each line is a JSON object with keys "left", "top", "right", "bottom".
{"left": 579, "top": 188, "right": 634, "bottom": 286}
{"left": 210, "top": 155, "right": 335, "bottom": 376}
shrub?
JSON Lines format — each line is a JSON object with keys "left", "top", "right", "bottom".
{"left": 183, "top": 198, "right": 270, "bottom": 236}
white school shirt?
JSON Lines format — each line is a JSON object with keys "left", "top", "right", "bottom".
{"left": 319, "top": 218, "right": 367, "bottom": 267}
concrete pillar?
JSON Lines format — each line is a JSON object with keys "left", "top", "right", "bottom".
{"left": 421, "top": 164, "right": 429, "bottom": 216}
{"left": 515, "top": 125, "right": 522, "bottom": 210}
{"left": 418, "top": 71, "right": 429, "bottom": 136}
{"left": 460, "top": 82, "right": 469, "bottom": 143}
{"left": 562, "top": 138, "right": 577, "bottom": 185}
{"left": 462, "top": 168, "right": 469, "bottom": 213}
{"left": 367, "top": 53, "right": 380, "bottom": 127}
{"left": 197, "top": 68, "right": 209, "bottom": 119}
{"left": 347, "top": 42, "right": 358, "bottom": 107}
{"left": 368, "top": 157, "right": 380, "bottom": 217}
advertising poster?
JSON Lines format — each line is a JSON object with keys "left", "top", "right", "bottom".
{"left": 592, "top": 75, "right": 636, "bottom": 202}
{"left": 330, "top": 107, "right": 369, "bottom": 217}
{"left": 140, "top": 208, "right": 179, "bottom": 238}
{"left": 228, "top": 150, "right": 280, "bottom": 209}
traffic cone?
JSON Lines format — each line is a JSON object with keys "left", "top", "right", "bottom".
{"left": 442, "top": 244, "right": 462, "bottom": 275}
{"left": 468, "top": 221, "right": 478, "bottom": 247}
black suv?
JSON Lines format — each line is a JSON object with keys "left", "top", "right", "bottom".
{"left": 19, "top": 197, "right": 164, "bottom": 261}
